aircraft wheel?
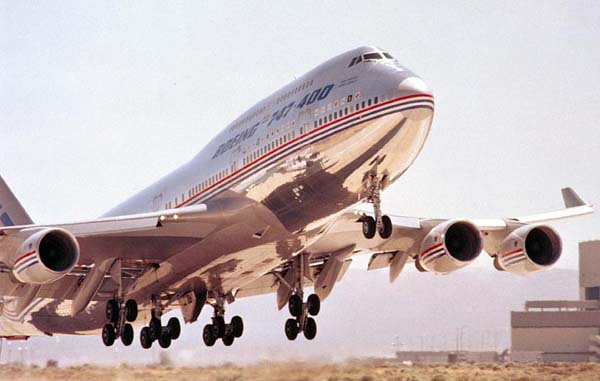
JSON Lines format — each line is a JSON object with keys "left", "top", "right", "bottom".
{"left": 203, "top": 324, "right": 217, "bottom": 347}
{"left": 222, "top": 333, "right": 234, "bottom": 346}
{"left": 379, "top": 215, "right": 392, "bottom": 239}
{"left": 149, "top": 317, "right": 162, "bottom": 341}
{"left": 285, "top": 318, "right": 299, "bottom": 341}
{"left": 125, "top": 299, "right": 138, "bottom": 322}
{"left": 105, "top": 300, "right": 119, "bottom": 323}
{"left": 304, "top": 317, "right": 317, "bottom": 340}
{"left": 288, "top": 294, "right": 303, "bottom": 318}
{"left": 362, "top": 217, "right": 376, "bottom": 239}
{"left": 231, "top": 316, "right": 244, "bottom": 338}
{"left": 102, "top": 323, "right": 116, "bottom": 346}
{"left": 140, "top": 327, "right": 153, "bottom": 349}
{"left": 121, "top": 323, "right": 134, "bottom": 346}
{"left": 167, "top": 317, "right": 181, "bottom": 340}
{"left": 158, "top": 331, "right": 172, "bottom": 349}
{"left": 307, "top": 294, "right": 320, "bottom": 316}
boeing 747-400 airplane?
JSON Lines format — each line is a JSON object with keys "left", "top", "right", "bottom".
{"left": 0, "top": 46, "right": 593, "bottom": 349}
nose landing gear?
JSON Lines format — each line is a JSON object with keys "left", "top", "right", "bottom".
{"left": 362, "top": 172, "right": 393, "bottom": 239}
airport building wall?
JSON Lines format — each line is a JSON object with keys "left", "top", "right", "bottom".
{"left": 510, "top": 240, "right": 600, "bottom": 362}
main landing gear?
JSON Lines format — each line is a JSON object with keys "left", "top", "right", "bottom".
{"left": 139, "top": 296, "right": 182, "bottom": 349}
{"left": 280, "top": 254, "right": 321, "bottom": 341}
{"left": 285, "top": 293, "right": 320, "bottom": 341}
{"left": 101, "top": 298, "right": 138, "bottom": 347}
{"left": 361, "top": 172, "right": 392, "bottom": 239}
{"left": 202, "top": 294, "right": 244, "bottom": 347}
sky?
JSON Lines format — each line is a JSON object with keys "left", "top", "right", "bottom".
{"left": 1, "top": 0, "right": 600, "bottom": 366}
{"left": 1, "top": 2, "right": 600, "bottom": 266}
{"left": 0, "top": 1, "right": 600, "bottom": 268}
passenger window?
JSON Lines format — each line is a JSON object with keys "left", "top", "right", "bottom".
{"left": 374, "top": 97, "right": 378, "bottom": 104}
{"left": 368, "top": 99, "right": 372, "bottom": 106}
{"left": 362, "top": 101, "right": 366, "bottom": 108}
{"left": 334, "top": 111, "right": 338, "bottom": 119}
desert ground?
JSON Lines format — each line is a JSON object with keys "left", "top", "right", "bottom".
{"left": 0, "top": 361, "right": 599, "bottom": 381}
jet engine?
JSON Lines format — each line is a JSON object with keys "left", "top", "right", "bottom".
{"left": 12, "top": 228, "right": 80, "bottom": 284}
{"left": 495, "top": 225, "right": 561, "bottom": 274}
{"left": 417, "top": 220, "right": 482, "bottom": 274}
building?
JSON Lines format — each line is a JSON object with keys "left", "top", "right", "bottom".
{"left": 511, "top": 240, "right": 600, "bottom": 362}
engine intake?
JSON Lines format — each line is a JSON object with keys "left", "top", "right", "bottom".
{"left": 496, "top": 225, "right": 562, "bottom": 274}
{"left": 418, "top": 220, "right": 482, "bottom": 274}
{"left": 13, "top": 228, "right": 80, "bottom": 284}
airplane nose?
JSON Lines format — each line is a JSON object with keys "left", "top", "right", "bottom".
{"left": 398, "top": 76, "right": 431, "bottom": 95}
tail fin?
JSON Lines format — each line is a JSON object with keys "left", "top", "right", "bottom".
{"left": 0, "top": 175, "right": 33, "bottom": 227}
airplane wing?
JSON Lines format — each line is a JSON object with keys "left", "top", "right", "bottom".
{"left": 239, "top": 187, "right": 592, "bottom": 304}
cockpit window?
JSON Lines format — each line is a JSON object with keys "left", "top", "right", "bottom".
{"left": 363, "top": 52, "right": 383, "bottom": 60}
{"left": 349, "top": 51, "right": 391, "bottom": 67}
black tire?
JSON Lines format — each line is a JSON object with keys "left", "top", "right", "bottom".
{"left": 167, "top": 317, "right": 181, "bottom": 340}
{"left": 102, "top": 323, "right": 116, "bottom": 346}
{"left": 125, "top": 299, "right": 138, "bottom": 322}
{"left": 121, "top": 323, "right": 134, "bottom": 346}
{"left": 149, "top": 317, "right": 162, "bottom": 341}
{"left": 212, "top": 316, "right": 226, "bottom": 338}
{"left": 307, "top": 294, "right": 321, "bottom": 316}
{"left": 304, "top": 317, "right": 317, "bottom": 340}
{"left": 158, "top": 332, "right": 172, "bottom": 349}
{"left": 379, "top": 215, "right": 392, "bottom": 239}
{"left": 222, "top": 333, "right": 234, "bottom": 347}
{"left": 140, "top": 327, "right": 152, "bottom": 349}
{"left": 203, "top": 324, "right": 216, "bottom": 347}
{"left": 231, "top": 316, "right": 244, "bottom": 338}
{"left": 362, "top": 216, "right": 376, "bottom": 239}
{"left": 288, "top": 294, "right": 303, "bottom": 318}
{"left": 105, "top": 300, "right": 119, "bottom": 323}
{"left": 285, "top": 318, "right": 299, "bottom": 341}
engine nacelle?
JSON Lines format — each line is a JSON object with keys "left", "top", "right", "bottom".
{"left": 496, "top": 225, "right": 562, "bottom": 275}
{"left": 417, "top": 220, "right": 482, "bottom": 274}
{"left": 12, "top": 228, "right": 80, "bottom": 284}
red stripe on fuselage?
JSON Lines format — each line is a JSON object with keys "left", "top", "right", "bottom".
{"left": 176, "top": 93, "right": 434, "bottom": 208}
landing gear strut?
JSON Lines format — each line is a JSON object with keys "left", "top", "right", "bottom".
{"left": 202, "top": 294, "right": 244, "bottom": 347}
{"left": 283, "top": 254, "right": 321, "bottom": 341}
{"left": 362, "top": 172, "right": 392, "bottom": 239}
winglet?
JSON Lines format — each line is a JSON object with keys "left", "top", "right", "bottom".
{"left": 561, "top": 187, "right": 586, "bottom": 208}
